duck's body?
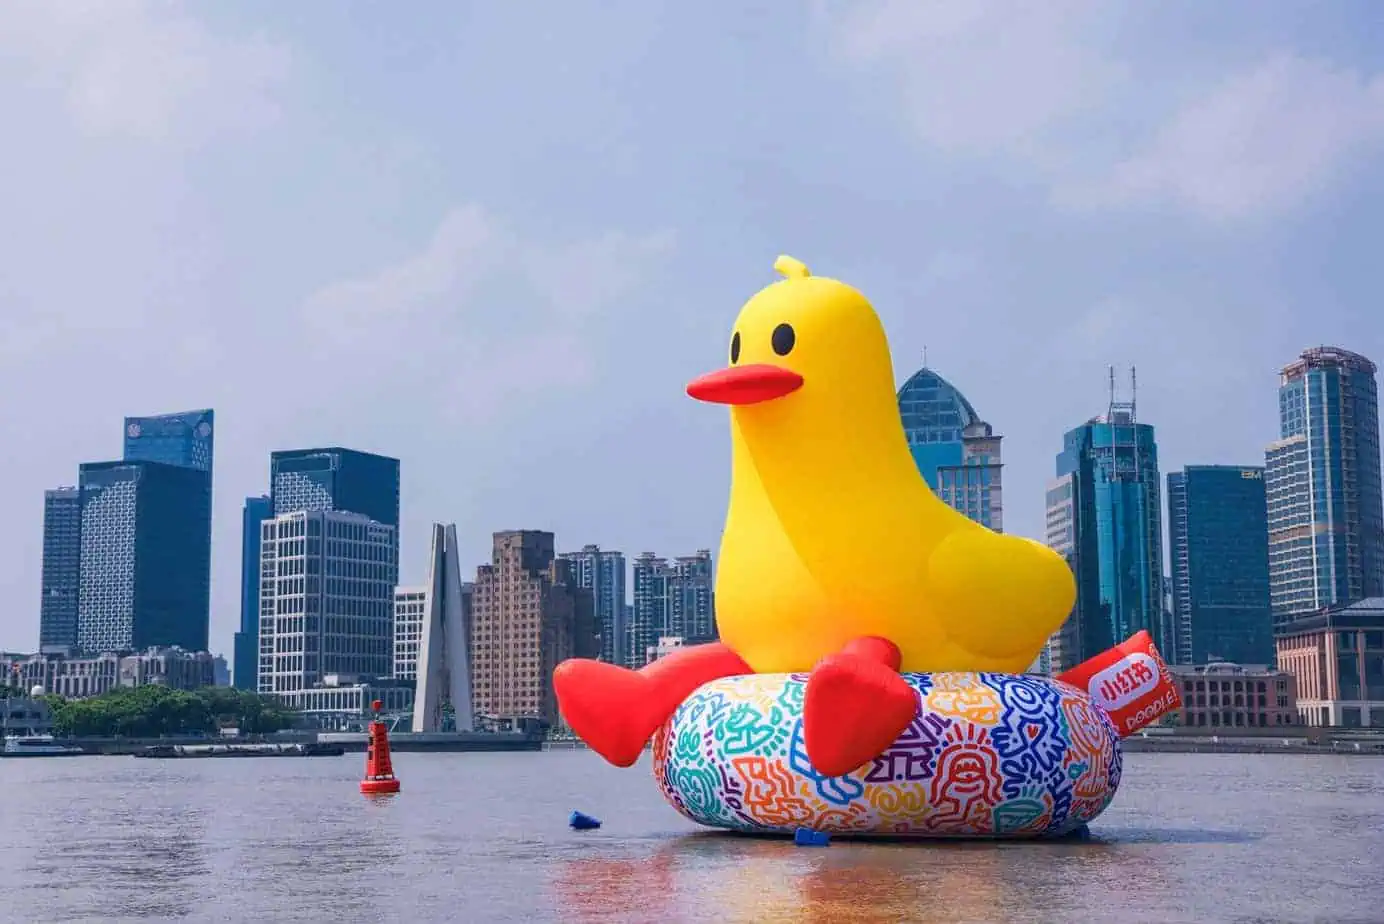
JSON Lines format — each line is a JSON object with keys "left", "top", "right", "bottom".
{"left": 709, "top": 262, "right": 1073, "bottom": 676}
{"left": 553, "top": 255, "right": 1075, "bottom": 778}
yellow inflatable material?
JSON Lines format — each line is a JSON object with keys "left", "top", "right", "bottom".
{"left": 707, "top": 256, "right": 1075, "bottom": 675}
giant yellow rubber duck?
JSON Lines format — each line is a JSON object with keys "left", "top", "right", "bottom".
{"left": 554, "top": 256, "right": 1075, "bottom": 778}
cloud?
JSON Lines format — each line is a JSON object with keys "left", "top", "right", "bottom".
{"left": 1064, "top": 56, "right": 1384, "bottom": 221}
{"left": 830, "top": 0, "right": 1122, "bottom": 163}
{"left": 0, "top": 0, "right": 291, "bottom": 143}
{"left": 297, "top": 206, "right": 677, "bottom": 424}
{"left": 824, "top": 1, "right": 1384, "bottom": 221}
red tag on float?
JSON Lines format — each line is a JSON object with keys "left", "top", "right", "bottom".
{"left": 1056, "top": 631, "right": 1181, "bottom": 737}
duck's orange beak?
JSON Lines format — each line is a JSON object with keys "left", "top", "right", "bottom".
{"left": 686, "top": 364, "right": 804, "bottom": 405}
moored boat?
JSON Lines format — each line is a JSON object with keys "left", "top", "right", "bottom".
{"left": 2, "top": 734, "right": 86, "bottom": 757}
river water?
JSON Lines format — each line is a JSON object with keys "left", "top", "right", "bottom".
{"left": 2, "top": 750, "right": 1381, "bottom": 923}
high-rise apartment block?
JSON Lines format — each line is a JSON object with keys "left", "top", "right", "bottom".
{"left": 256, "top": 510, "right": 398, "bottom": 699}
{"left": 233, "top": 495, "right": 273, "bottom": 690}
{"left": 558, "top": 544, "right": 627, "bottom": 664}
{"left": 629, "top": 550, "right": 715, "bottom": 667}
{"left": 393, "top": 586, "right": 428, "bottom": 681}
{"left": 76, "top": 460, "right": 210, "bottom": 655}
{"left": 1266, "top": 347, "right": 1384, "bottom": 625}
{"left": 897, "top": 366, "right": 1004, "bottom": 530}
{"left": 1046, "top": 375, "right": 1165, "bottom": 669}
{"left": 1167, "top": 466, "right": 1273, "bottom": 665}
{"left": 468, "top": 531, "right": 596, "bottom": 726}
{"left": 38, "top": 487, "right": 81, "bottom": 654}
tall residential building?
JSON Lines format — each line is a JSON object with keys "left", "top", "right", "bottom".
{"left": 38, "top": 487, "right": 81, "bottom": 654}
{"left": 1049, "top": 374, "right": 1165, "bottom": 666}
{"left": 1167, "top": 466, "right": 1273, "bottom": 666}
{"left": 256, "top": 510, "right": 398, "bottom": 697}
{"left": 393, "top": 586, "right": 428, "bottom": 681}
{"left": 76, "top": 461, "right": 209, "bottom": 654}
{"left": 269, "top": 447, "right": 400, "bottom": 529}
{"left": 1043, "top": 473, "right": 1088, "bottom": 673}
{"left": 411, "top": 524, "right": 475, "bottom": 733}
{"left": 121, "top": 409, "right": 215, "bottom": 651}
{"left": 233, "top": 495, "right": 273, "bottom": 690}
{"left": 469, "top": 531, "right": 596, "bottom": 726}
{"left": 558, "top": 545, "right": 627, "bottom": 664}
{"left": 897, "top": 365, "right": 1004, "bottom": 531}
{"left": 629, "top": 551, "right": 715, "bottom": 667}
{"left": 1265, "top": 347, "right": 1384, "bottom": 625}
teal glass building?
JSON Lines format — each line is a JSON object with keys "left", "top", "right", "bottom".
{"left": 233, "top": 495, "right": 273, "bottom": 690}
{"left": 896, "top": 366, "right": 1003, "bottom": 531}
{"left": 1048, "top": 395, "right": 1165, "bottom": 669}
{"left": 1167, "top": 465, "right": 1273, "bottom": 665}
{"left": 1266, "top": 347, "right": 1384, "bottom": 625}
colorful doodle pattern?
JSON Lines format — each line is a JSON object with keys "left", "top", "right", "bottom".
{"left": 652, "top": 672, "right": 1122, "bottom": 838}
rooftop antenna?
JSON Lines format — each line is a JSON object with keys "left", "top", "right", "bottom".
{"left": 1107, "top": 365, "right": 1117, "bottom": 418}
{"left": 1130, "top": 366, "right": 1138, "bottom": 423}
{"left": 923, "top": 344, "right": 929, "bottom": 368}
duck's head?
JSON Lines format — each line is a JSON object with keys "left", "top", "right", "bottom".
{"left": 686, "top": 256, "right": 898, "bottom": 449}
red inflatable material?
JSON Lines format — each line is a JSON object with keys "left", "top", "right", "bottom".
{"left": 1057, "top": 631, "right": 1181, "bottom": 736}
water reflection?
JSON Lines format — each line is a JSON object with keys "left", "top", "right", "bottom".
{"left": 551, "top": 832, "right": 1168, "bottom": 924}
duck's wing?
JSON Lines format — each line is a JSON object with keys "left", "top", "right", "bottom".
{"left": 924, "top": 528, "right": 1075, "bottom": 670}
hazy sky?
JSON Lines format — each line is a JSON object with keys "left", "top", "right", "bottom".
{"left": 2, "top": 1, "right": 1381, "bottom": 656}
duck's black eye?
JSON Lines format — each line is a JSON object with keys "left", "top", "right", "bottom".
{"left": 771, "top": 323, "right": 795, "bottom": 356}
{"left": 730, "top": 331, "right": 741, "bottom": 364}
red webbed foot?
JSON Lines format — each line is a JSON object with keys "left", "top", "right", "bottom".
{"left": 802, "top": 637, "right": 918, "bottom": 778}
{"left": 554, "top": 642, "right": 751, "bottom": 768}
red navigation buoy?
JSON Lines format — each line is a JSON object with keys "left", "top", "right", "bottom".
{"left": 359, "top": 699, "right": 401, "bottom": 795}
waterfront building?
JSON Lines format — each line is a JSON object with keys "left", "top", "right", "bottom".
{"left": 256, "top": 509, "right": 398, "bottom": 697}
{"left": 76, "top": 460, "right": 210, "bottom": 655}
{"left": 469, "top": 531, "right": 596, "bottom": 727}
{"left": 38, "top": 487, "right": 81, "bottom": 654}
{"left": 269, "top": 447, "right": 400, "bottom": 529}
{"left": 233, "top": 495, "right": 273, "bottom": 691}
{"left": 292, "top": 676, "right": 414, "bottom": 730}
{"left": 558, "top": 544, "right": 627, "bottom": 665}
{"left": 121, "top": 408, "right": 215, "bottom": 650}
{"left": 411, "top": 523, "right": 475, "bottom": 733}
{"left": 1046, "top": 374, "right": 1165, "bottom": 667}
{"left": 6, "top": 646, "right": 217, "bottom": 700}
{"left": 1275, "top": 597, "right": 1384, "bottom": 727}
{"left": 1, "top": 697, "right": 54, "bottom": 736}
{"left": 1167, "top": 662, "right": 1299, "bottom": 729}
{"left": 1167, "top": 466, "right": 1274, "bottom": 665}
{"left": 393, "top": 586, "right": 427, "bottom": 681}
{"left": 1266, "top": 347, "right": 1384, "bottom": 625}
{"left": 896, "top": 365, "right": 1003, "bottom": 530}
{"left": 629, "top": 551, "right": 715, "bottom": 668}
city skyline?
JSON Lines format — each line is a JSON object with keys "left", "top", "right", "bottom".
{"left": 16, "top": 338, "right": 1378, "bottom": 663}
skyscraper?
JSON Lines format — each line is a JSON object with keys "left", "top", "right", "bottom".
{"left": 121, "top": 408, "right": 215, "bottom": 651}
{"left": 558, "top": 544, "right": 627, "bottom": 664}
{"left": 1049, "top": 373, "right": 1165, "bottom": 667}
{"left": 256, "top": 509, "right": 398, "bottom": 697}
{"left": 269, "top": 447, "right": 400, "bottom": 528}
{"left": 76, "top": 461, "right": 210, "bottom": 654}
{"left": 1167, "top": 466, "right": 1273, "bottom": 665}
{"left": 629, "top": 550, "right": 715, "bottom": 666}
{"left": 896, "top": 366, "right": 1003, "bottom": 530}
{"left": 1266, "top": 347, "right": 1384, "bottom": 625}
{"left": 233, "top": 495, "right": 273, "bottom": 690}
{"left": 468, "top": 531, "right": 596, "bottom": 726}
{"left": 38, "top": 487, "right": 81, "bottom": 654}
{"left": 1043, "top": 473, "right": 1090, "bottom": 673}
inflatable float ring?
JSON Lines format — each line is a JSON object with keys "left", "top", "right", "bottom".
{"left": 652, "top": 671, "right": 1121, "bottom": 838}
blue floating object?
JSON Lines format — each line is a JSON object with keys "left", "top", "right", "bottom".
{"left": 793, "top": 827, "right": 831, "bottom": 847}
{"left": 569, "top": 810, "right": 602, "bottom": 831}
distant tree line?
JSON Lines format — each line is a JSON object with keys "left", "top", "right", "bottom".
{"left": 36, "top": 685, "right": 296, "bottom": 738}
